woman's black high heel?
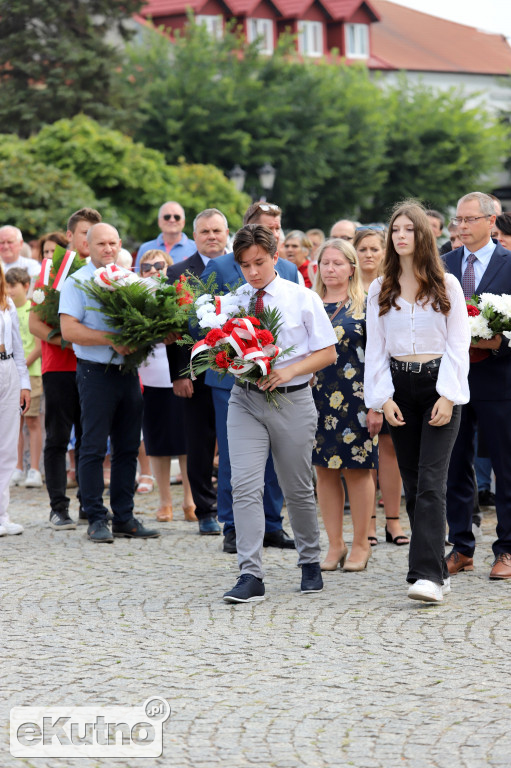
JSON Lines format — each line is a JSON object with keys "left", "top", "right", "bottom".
{"left": 385, "top": 516, "right": 410, "bottom": 546}
{"left": 368, "top": 515, "right": 378, "bottom": 546}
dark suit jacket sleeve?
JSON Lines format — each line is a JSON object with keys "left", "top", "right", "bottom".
{"left": 165, "top": 255, "right": 203, "bottom": 380}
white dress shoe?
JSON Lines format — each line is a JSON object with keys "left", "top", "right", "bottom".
{"left": 408, "top": 579, "right": 443, "bottom": 603}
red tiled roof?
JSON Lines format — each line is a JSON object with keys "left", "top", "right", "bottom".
{"left": 272, "top": 0, "right": 330, "bottom": 18}
{"left": 371, "top": 0, "right": 511, "bottom": 74}
{"left": 141, "top": 0, "right": 206, "bottom": 15}
{"left": 323, "top": 0, "right": 379, "bottom": 22}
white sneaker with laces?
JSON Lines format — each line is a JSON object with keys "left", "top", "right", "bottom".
{"left": 9, "top": 468, "right": 25, "bottom": 487}
{"left": 3, "top": 522, "right": 23, "bottom": 535}
{"left": 408, "top": 579, "right": 443, "bottom": 603}
{"left": 442, "top": 577, "right": 451, "bottom": 595}
{"left": 24, "top": 468, "right": 43, "bottom": 488}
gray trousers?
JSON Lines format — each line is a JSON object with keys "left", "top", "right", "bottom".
{"left": 227, "top": 385, "right": 321, "bottom": 578}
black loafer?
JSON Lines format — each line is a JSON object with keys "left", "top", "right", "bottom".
{"left": 263, "top": 528, "right": 296, "bottom": 549}
{"left": 112, "top": 517, "right": 160, "bottom": 538}
{"left": 87, "top": 521, "right": 114, "bottom": 543}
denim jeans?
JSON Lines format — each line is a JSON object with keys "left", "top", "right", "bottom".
{"left": 388, "top": 364, "right": 461, "bottom": 585}
{"left": 76, "top": 361, "right": 142, "bottom": 525}
{"left": 42, "top": 371, "right": 82, "bottom": 514}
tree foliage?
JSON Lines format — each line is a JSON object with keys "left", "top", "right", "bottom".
{"left": 1, "top": 116, "right": 249, "bottom": 243}
{"left": 0, "top": 0, "right": 143, "bottom": 137}
{"left": 116, "top": 21, "right": 507, "bottom": 229}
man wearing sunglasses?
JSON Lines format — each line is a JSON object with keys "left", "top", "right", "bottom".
{"left": 134, "top": 201, "right": 196, "bottom": 270}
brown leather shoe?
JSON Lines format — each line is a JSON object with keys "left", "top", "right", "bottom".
{"left": 489, "top": 553, "right": 511, "bottom": 580}
{"left": 446, "top": 550, "right": 474, "bottom": 574}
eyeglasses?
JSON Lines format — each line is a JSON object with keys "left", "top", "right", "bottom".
{"left": 141, "top": 261, "right": 166, "bottom": 273}
{"left": 247, "top": 203, "right": 281, "bottom": 222}
{"left": 355, "top": 225, "right": 386, "bottom": 232}
{"left": 162, "top": 214, "right": 181, "bottom": 222}
{"left": 451, "top": 215, "right": 490, "bottom": 226}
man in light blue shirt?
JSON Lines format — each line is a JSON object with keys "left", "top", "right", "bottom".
{"left": 134, "top": 201, "right": 196, "bottom": 270}
{"left": 60, "top": 223, "right": 160, "bottom": 544}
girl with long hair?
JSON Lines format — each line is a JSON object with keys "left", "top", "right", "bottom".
{"left": 364, "top": 201, "right": 470, "bottom": 602}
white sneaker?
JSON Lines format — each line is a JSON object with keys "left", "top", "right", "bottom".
{"left": 2, "top": 521, "right": 23, "bottom": 535}
{"left": 0, "top": 524, "right": 6, "bottom": 536}
{"left": 9, "top": 468, "right": 25, "bottom": 487}
{"left": 472, "top": 521, "right": 483, "bottom": 542}
{"left": 442, "top": 577, "right": 451, "bottom": 595}
{"left": 408, "top": 579, "right": 443, "bottom": 603}
{"left": 24, "top": 468, "right": 43, "bottom": 488}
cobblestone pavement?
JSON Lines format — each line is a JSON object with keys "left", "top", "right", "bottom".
{"left": 1, "top": 483, "right": 511, "bottom": 768}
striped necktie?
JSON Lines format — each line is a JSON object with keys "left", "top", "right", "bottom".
{"left": 462, "top": 253, "right": 476, "bottom": 299}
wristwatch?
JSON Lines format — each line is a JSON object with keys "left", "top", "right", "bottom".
{"left": 373, "top": 408, "right": 384, "bottom": 414}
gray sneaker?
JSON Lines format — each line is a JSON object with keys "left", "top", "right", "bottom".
{"left": 50, "top": 511, "right": 77, "bottom": 530}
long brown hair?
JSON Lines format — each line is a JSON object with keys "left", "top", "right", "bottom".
{"left": 378, "top": 200, "right": 450, "bottom": 316}
{"left": 0, "top": 262, "right": 7, "bottom": 311}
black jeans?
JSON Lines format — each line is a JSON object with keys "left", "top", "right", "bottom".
{"left": 388, "top": 364, "right": 461, "bottom": 585}
{"left": 76, "top": 361, "right": 142, "bottom": 525}
{"left": 42, "top": 371, "right": 82, "bottom": 514}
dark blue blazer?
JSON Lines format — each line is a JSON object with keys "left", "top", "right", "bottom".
{"left": 166, "top": 251, "right": 205, "bottom": 381}
{"left": 444, "top": 243, "right": 511, "bottom": 400}
{"left": 201, "top": 252, "right": 299, "bottom": 389}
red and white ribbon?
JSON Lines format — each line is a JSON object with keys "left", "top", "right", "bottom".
{"left": 53, "top": 250, "right": 76, "bottom": 291}
{"left": 40, "top": 258, "right": 52, "bottom": 286}
{"left": 190, "top": 317, "right": 280, "bottom": 381}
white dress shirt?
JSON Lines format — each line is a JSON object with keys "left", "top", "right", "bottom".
{"left": 364, "top": 273, "right": 470, "bottom": 409}
{"left": 1, "top": 299, "right": 31, "bottom": 390}
{"left": 461, "top": 239, "right": 496, "bottom": 289}
{"left": 234, "top": 273, "right": 337, "bottom": 387}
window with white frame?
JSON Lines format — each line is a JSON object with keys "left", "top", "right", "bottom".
{"left": 196, "top": 15, "right": 224, "bottom": 40}
{"left": 247, "top": 18, "right": 274, "bottom": 54}
{"left": 297, "top": 20, "right": 323, "bottom": 57}
{"left": 345, "top": 23, "right": 369, "bottom": 58}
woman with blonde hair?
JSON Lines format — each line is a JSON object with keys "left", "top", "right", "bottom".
{"left": 364, "top": 201, "right": 470, "bottom": 602}
{"left": 312, "top": 238, "right": 382, "bottom": 572}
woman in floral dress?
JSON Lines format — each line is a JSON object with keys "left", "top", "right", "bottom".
{"left": 312, "top": 239, "right": 381, "bottom": 572}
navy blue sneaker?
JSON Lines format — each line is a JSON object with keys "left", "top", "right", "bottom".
{"left": 223, "top": 574, "right": 265, "bottom": 603}
{"left": 112, "top": 517, "right": 160, "bottom": 538}
{"left": 199, "top": 515, "right": 221, "bottom": 535}
{"left": 301, "top": 563, "right": 323, "bottom": 594}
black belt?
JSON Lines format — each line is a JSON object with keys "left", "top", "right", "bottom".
{"left": 234, "top": 380, "right": 309, "bottom": 394}
{"left": 390, "top": 357, "right": 441, "bottom": 373}
{"left": 0, "top": 352, "right": 13, "bottom": 361}
{"left": 76, "top": 358, "right": 126, "bottom": 371}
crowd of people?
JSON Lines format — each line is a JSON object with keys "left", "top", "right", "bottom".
{"left": 0, "top": 189, "right": 509, "bottom": 604}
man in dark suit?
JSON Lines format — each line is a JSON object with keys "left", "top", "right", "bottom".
{"left": 166, "top": 208, "right": 229, "bottom": 535}
{"left": 201, "top": 202, "right": 299, "bottom": 554}
{"left": 444, "top": 191, "right": 511, "bottom": 579}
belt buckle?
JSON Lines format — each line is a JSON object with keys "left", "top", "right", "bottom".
{"left": 410, "top": 362, "right": 422, "bottom": 373}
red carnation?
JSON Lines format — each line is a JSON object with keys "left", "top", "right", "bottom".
{"left": 222, "top": 319, "right": 237, "bottom": 334}
{"left": 245, "top": 316, "right": 261, "bottom": 326}
{"left": 256, "top": 329, "right": 274, "bottom": 345}
{"left": 467, "top": 304, "right": 480, "bottom": 316}
{"left": 215, "top": 351, "right": 230, "bottom": 369}
{"left": 204, "top": 329, "right": 228, "bottom": 346}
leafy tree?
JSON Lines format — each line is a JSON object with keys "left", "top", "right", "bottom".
{"left": 0, "top": 0, "right": 143, "bottom": 138}
{"left": 117, "top": 23, "right": 507, "bottom": 229}
{"left": 365, "top": 78, "right": 508, "bottom": 219}
{"left": 0, "top": 134, "right": 120, "bottom": 238}
{"left": 30, "top": 115, "right": 250, "bottom": 243}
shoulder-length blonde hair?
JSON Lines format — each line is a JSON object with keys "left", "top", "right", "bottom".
{"left": 314, "top": 238, "right": 365, "bottom": 316}
{"left": 378, "top": 200, "right": 450, "bottom": 316}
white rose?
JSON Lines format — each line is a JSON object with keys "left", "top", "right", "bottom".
{"left": 32, "top": 289, "right": 45, "bottom": 304}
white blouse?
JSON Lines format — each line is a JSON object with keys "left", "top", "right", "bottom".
{"left": 1, "top": 298, "right": 31, "bottom": 390}
{"left": 364, "top": 273, "right": 470, "bottom": 409}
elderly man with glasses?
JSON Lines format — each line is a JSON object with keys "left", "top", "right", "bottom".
{"left": 134, "top": 201, "right": 196, "bottom": 270}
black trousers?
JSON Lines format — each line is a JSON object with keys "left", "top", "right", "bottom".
{"left": 182, "top": 377, "right": 217, "bottom": 519}
{"left": 388, "top": 365, "right": 461, "bottom": 585}
{"left": 42, "top": 371, "right": 82, "bottom": 514}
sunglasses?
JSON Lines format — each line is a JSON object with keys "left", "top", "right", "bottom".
{"left": 141, "top": 261, "right": 166, "bottom": 273}
{"left": 162, "top": 214, "right": 181, "bottom": 222}
{"left": 355, "top": 225, "right": 386, "bottom": 232}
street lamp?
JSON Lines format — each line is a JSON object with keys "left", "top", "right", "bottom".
{"left": 228, "top": 164, "right": 246, "bottom": 193}
{"left": 258, "top": 163, "right": 276, "bottom": 195}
